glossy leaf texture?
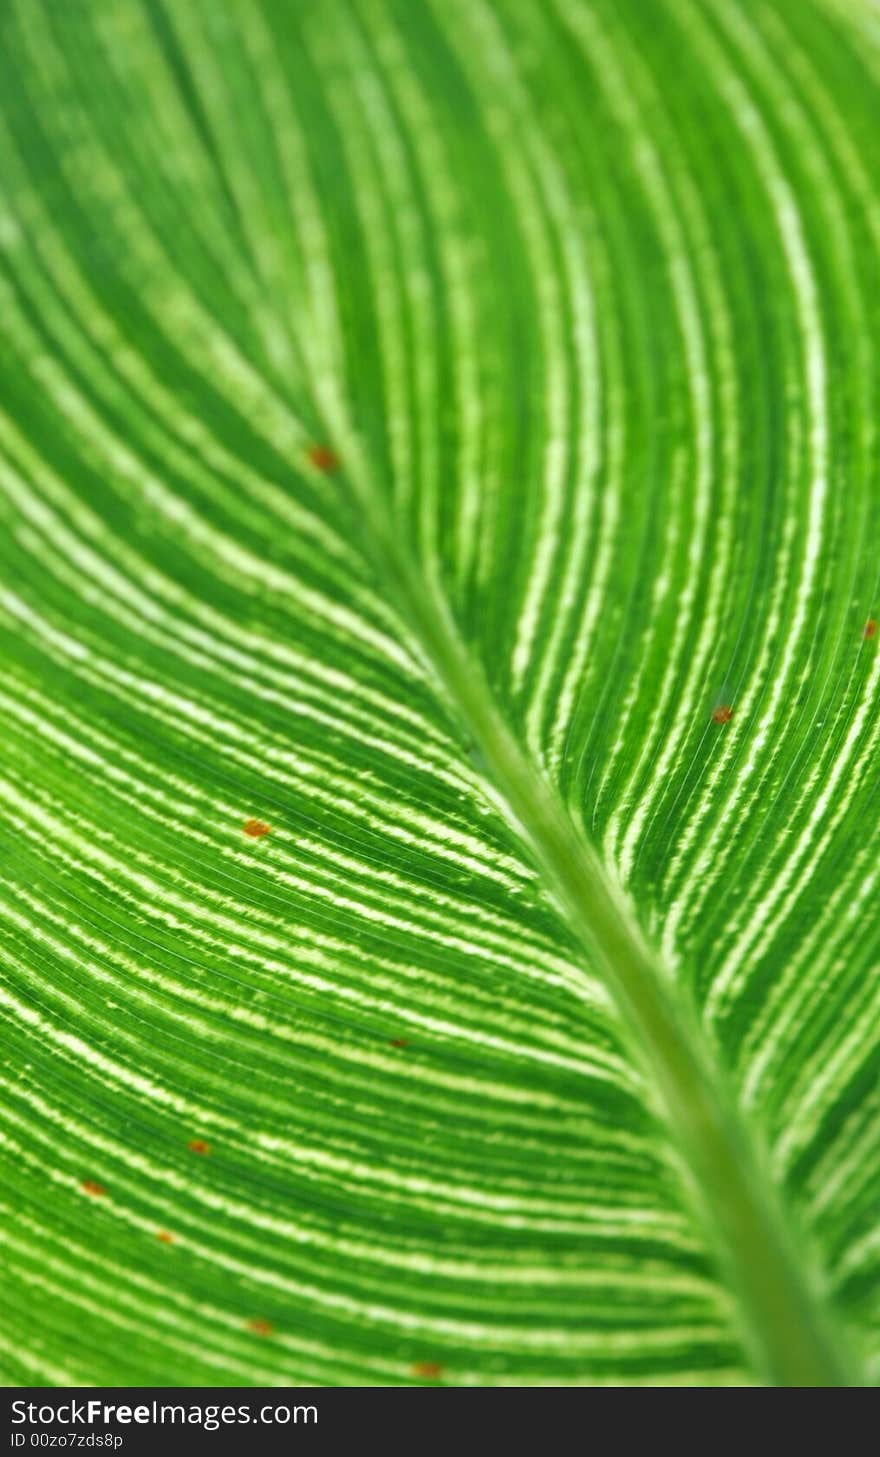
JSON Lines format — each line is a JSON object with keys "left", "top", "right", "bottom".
{"left": 0, "top": 0, "right": 878, "bottom": 1387}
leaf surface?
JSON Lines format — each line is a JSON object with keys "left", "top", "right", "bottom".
{"left": 0, "top": 0, "right": 878, "bottom": 1387}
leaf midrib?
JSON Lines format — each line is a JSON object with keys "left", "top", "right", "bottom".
{"left": 337, "top": 458, "right": 862, "bottom": 1388}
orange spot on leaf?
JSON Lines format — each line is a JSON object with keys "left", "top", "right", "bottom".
{"left": 81, "top": 1179, "right": 106, "bottom": 1197}
{"left": 864, "top": 619, "right": 877, "bottom": 640}
{"left": 411, "top": 1361, "right": 443, "bottom": 1380}
{"left": 247, "top": 1318, "right": 274, "bottom": 1337}
{"left": 390, "top": 1037, "right": 410, "bottom": 1049}
{"left": 188, "top": 1139, "right": 210, "bottom": 1155}
{"left": 243, "top": 819, "right": 271, "bottom": 839}
{"left": 156, "top": 1230, "right": 176, "bottom": 1244}
{"left": 712, "top": 705, "right": 733, "bottom": 724}
{"left": 307, "top": 444, "right": 338, "bottom": 473}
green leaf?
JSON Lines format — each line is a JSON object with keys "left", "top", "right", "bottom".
{"left": 0, "top": 0, "right": 878, "bottom": 1387}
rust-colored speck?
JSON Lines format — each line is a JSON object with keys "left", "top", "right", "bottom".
{"left": 307, "top": 444, "right": 339, "bottom": 473}
{"left": 243, "top": 819, "right": 271, "bottom": 839}
{"left": 411, "top": 1361, "right": 443, "bottom": 1380}
{"left": 81, "top": 1179, "right": 106, "bottom": 1197}
{"left": 712, "top": 705, "right": 733, "bottom": 725}
{"left": 864, "top": 619, "right": 877, "bottom": 640}
{"left": 246, "top": 1318, "right": 274, "bottom": 1337}
{"left": 156, "top": 1230, "right": 176, "bottom": 1244}
{"left": 188, "top": 1139, "right": 210, "bottom": 1155}
{"left": 390, "top": 1037, "right": 410, "bottom": 1049}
